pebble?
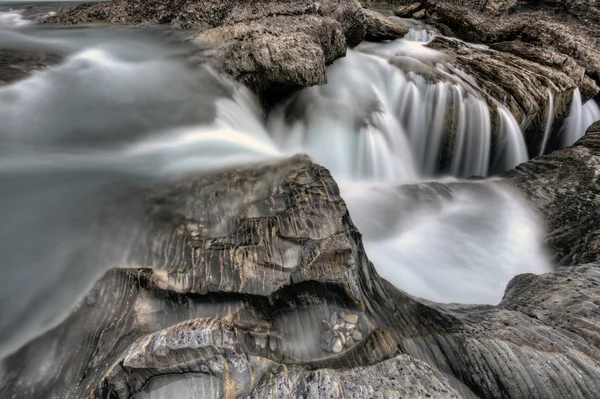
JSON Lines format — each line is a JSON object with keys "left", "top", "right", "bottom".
{"left": 341, "top": 314, "right": 359, "bottom": 324}
{"left": 329, "top": 312, "right": 339, "bottom": 325}
{"left": 331, "top": 338, "right": 343, "bottom": 353}
{"left": 352, "top": 330, "right": 363, "bottom": 341}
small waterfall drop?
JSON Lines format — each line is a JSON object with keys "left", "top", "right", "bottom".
{"left": 404, "top": 28, "right": 436, "bottom": 43}
{"left": 539, "top": 90, "right": 554, "bottom": 156}
{"left": 497, "top": 106, "right": 529, "bottom": 170}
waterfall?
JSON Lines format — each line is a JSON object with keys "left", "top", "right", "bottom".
{"left": 404, "top": 28, "right": 436, "bottom": 43}
{"left": 269, "top": 44, "right": 497, "bottom": 181}
{"left": 564, "top": 88, "right": 600, "bottom": 145}
{"left": 539, "top": 90, "right": 555, "bottom": 156}
{"left": 583, "top": 99, "right": 600, "bottom": 133}
{"left": 497, "top": 106, "right": 529, "bottom": 170}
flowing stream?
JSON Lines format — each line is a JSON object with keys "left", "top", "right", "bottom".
{"left": 1, "top": 14, "right": 600, "bottom": 358}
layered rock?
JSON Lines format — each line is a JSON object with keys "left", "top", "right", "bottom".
{"left": 3, "top": 124, "right": 600, "bottom": 398}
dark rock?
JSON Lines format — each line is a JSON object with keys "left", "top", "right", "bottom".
{"left": 363, "top": 8, "right": 409, "bottom": 41}
{"left": 0, "top": 50, "right": 62, "bottom": 86}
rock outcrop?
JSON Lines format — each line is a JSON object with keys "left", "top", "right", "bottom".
{"left": 3, "top": 124, "right": 600, "bottom": 398}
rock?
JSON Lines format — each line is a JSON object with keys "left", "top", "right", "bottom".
{"left": 0, "top": 50, "right": 61, "bottom": 86}
{"left": 352, "top": 330, "right": 364, "bottom": 341}
{"left": 363, "top": 8, "right": 409, "bottom": 41}
{"left": 319, "top": 0, "right": 367, "bottom": 47}
{"left": 394, "top": 2, "right": 423, "bottom": 17}
{"left": 246, "top": 354, "right": 461, "bottom": 398}
{"left": 321, "top": 330, "right": 343, "bottom": 353}
{"left": 45, "top": 0, "right": 369, "bottom": 105}
{"left": 341, "top": 313, "right": 359, "bottom": 324}
{"left": 194, "top": 14, "right": 346, "bottom": 106}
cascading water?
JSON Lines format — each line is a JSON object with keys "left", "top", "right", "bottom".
{"left": 404, "top": 28, "right": 436, "bottom": 43}
{"left": 267, "top": 37, "right": 546, "bottom": 305}
{"left": 0, "top": 23, "right": 553, "bottom": 356}
{"left": 496, "top": 106, "right": 529, "bottom": 170}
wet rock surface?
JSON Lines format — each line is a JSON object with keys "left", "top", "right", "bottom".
{"left": 363, "top": 8, "right": 409, "bottom": 41}
{"left": 2, "top": 121, "right": 600, "bottom": 397}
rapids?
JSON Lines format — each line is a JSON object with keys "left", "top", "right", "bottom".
{"left": 0, "top": 18, "right": 599, "bottom": 358}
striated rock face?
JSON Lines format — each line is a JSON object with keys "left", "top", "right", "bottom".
{"left": 46, "top": 0, "right": 370, "bottom": 105}
{"left": 3, "top": 123, "right": 600, "bottom": 398}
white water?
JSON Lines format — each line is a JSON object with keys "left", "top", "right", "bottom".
{"left": 0, "top": 27, "right": 551, "bottom": 357}
{"left": 0, "top": 9, "right": 32, "bottom": 27}
{"left": 405, "top": 28, "right": 436, "bottom": 43}
{"left": 497, "top": 106, "right": 529, "bottom": 170}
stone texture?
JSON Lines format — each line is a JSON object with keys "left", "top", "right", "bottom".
{"left": 505, "top": 121, "right": 600, "bottom": 266}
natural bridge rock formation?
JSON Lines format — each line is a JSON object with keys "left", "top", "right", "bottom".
{"left": 3, "top": 124, "right": 600, "bottom": 398}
